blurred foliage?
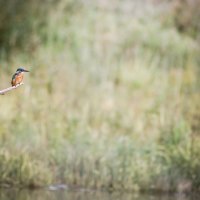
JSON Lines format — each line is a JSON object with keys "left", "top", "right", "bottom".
{"left": 170, "top": 0, "right": 200, "bottom": 39}
{"left": 0, "top": 0, "right": 47, "bottom": 55}
{"left": 0, "top": 0, "right": 80, "bottom": 56}
{"left": 0, "top": 0, "right": 199, "bottom": 192}
{"left": 0, "top": 149, "right": 51, "bottom": 187}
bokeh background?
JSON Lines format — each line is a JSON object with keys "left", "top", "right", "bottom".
{"left": 0, "top": 0, "right": 199, "bottom": 192}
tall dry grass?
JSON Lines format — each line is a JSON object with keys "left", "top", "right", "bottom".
{"left": 0, "top": 0, "right": 199, "bottom": 192}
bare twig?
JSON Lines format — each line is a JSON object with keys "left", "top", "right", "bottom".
{"left": 0, "top": 83, "right": 24, "bottom": 95}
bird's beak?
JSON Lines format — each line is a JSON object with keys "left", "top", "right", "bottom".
{"left": 23, "top": 69, "right": 29, "bottom": 72}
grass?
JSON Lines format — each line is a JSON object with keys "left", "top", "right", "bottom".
{"left": 0, "top": 0, "right": 199, "bottom": 192}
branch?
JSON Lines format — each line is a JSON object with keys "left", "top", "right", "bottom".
{"left": 0, "top": 83, "right": 24, "bottom": 95}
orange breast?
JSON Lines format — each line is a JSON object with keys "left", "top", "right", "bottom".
{"left": 11, "top": 73, "right": 24, "bottom": 86}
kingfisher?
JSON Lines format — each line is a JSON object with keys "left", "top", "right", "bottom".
{"left": 11, "top": 67, "right": 29, "bottom": 87}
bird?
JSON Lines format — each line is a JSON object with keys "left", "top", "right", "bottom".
{"left": 11, "top": 67, "right": 29, "bottom": 87}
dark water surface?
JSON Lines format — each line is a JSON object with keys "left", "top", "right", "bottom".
{"left": 0, "top": 188, "right": 199, "bottom": 200}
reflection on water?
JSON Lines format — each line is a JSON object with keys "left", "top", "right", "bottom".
{"left": 0, "top": 188, "right": 198, "bottom": 200}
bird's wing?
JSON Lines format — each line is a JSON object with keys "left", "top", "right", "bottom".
{"left": 12, "top": 72, "right": 18, "bottom": 81}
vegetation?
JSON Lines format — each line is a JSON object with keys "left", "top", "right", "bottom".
{"left": 0, "top": 0, "right": 199, "bottom": 192}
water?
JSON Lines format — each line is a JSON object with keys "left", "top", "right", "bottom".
{"left": 0, "top": 188, "right": 198, "bottom": 200}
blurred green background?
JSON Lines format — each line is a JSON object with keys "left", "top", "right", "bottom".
{"left": 0, "top": 0, "right": 199, "bottom": 192}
